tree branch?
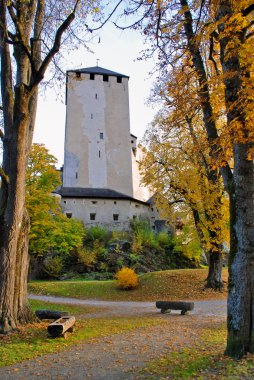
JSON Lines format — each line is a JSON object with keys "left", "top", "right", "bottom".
{"left": 243, "top": 4, "right": 254, "bottom": 17}
{"left": 0, "top": 129, "right": 4, "bottom": 140}
{"left": 168, "top": 199, "right": 185, "bottom": 206}
{"left": 0, "top": 0, "right": 14, "bottom": 133}
{"left": 208, "top": 34, "right": 219, "bottom": 75}
{"left": 86, "top": 0, "right": 123, "bottom": 32}
{"left": 30, "top": 1, "right": 79, "bottom": 89}
{"left": 0, "top": 165, "right": 9, "bottom": 186}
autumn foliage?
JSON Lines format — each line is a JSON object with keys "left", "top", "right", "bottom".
{"left": 115, "top": 267, "right": 139, "bottom": 290}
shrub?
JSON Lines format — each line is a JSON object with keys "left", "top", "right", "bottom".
{"left": 76, "top": 246, "right": 97, "bottom": 269}
{"left": 131, "top": 220, "right": 159, "bottom": 252}
{"left": 87, "top": 226, "right": 108, "bottom": 242}
{"left": 43, "top": 255, "right": 64, "bottom": 278}
{"left": 115, "top": 267, "right": 139, "bottom": 290}
{"left": 157, "top": 231, "right": 172, "bottom": 247}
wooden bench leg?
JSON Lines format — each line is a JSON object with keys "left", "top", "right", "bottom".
{"left": 161, "top": 309, "right": 171, "bottom": 314}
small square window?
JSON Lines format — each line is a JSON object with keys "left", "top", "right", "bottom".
{"left": 66, "top": 212, "right": 72, "bottom": 219}
{"left": 103, "top": 75, "right": 109, "bottom": 82}
{"left": 114, "top": 201, "right": 117, "bottom": 205}
{"left": 90, "top": 73, "right": 95, "bottom": 80}
{"left": 64, "top": 201, "right": 67, "bottom": 204}
{"left": 117, "top": 76, "right": 122, "bottom": 83}
{"left": 113, "top": 214, "right": 119, "bottom": 221}
{"left": 100, "top": 132, "right": 104, "bottom": 139}
{"left": 76, "top": 72, "right": 81, "bottom": 78}
{"left": 90, "top": 213, "right": 96, "bottom": 221}
{"left": 92, "top": 201, "right": 97, "bottom": 204}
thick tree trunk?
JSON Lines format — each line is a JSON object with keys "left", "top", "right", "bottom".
{"left": 215, "top": 0, "right": 254, "bottom": 358}
{"left": 225, "top": 145, "right": 254, "bottom": 358}
{"left": 0, "top": 86, "right": 34, "bottom": 333}
{"left": 206, "top": 251, "right": 224, "bottom": 290}
{"left": 14, "top": 209, "right": 35, "bottom": 324}
{"left": 192, "top": 207, "right": 224, "bottom": 290}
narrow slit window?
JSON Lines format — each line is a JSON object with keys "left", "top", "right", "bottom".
{"left": 99, "top": 150, "right": 101, "bottom": 158}
{"left": 76, "top": 172, "right": 78, "bottom": 179}
{"left": 90, "top": 213, "right": 96, "bottom": 221}
{"left": 95, "top": 93, "right": 98, "bottom": 99}
{"left": 100, "top": 132, "right": 104, "bottom": 139}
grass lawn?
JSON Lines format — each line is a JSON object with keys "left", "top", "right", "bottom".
{"left": 0, "top": 299, "right": 165, "bottom": 368}
{"left": 138, "top": 323, "right": 254, "bottom": 380}
{"left": 1, "top": 270, "right": 254, "bottom": 378}
{"left": 28, "top": 268, "right": 228, "bottom": 302}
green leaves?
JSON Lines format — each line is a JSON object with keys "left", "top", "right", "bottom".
{"left": 26, "top": 144, "right": 85, "bottom": 256}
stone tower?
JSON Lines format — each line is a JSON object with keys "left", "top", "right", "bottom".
{"left": 63, "top": 66, "right": 133, "bottom": 197}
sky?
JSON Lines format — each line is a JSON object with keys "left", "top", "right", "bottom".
{"left": 33, "top": 23, "right": 160, "bottom": 167}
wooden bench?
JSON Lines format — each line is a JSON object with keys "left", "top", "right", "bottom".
{"left": 156, "top": 301, "right": 194, "bottom": 315}
{"left": 47, "top": 316, "right": 76, "bottom": 338}
{"left": 35, "top": 309, "right": 69, "bottom": 320}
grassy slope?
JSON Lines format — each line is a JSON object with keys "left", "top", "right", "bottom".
{"left": 28, "top": 268, "right": 228, "bottom": 301}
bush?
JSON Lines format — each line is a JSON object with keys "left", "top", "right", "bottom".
{"left": 115, "top": 267, "right": 139, "bottom": 290}
{"left": 43, "top": 255, "right": 64, "bottom": 278}
{"left": 87, "top": 226, "right": 108, "bottom": 242}
{"left": 76, "top": 246, "right": 97, "bottom": 270}
{"left": 130, "top": 218, "right": 160, "bottom": 253}
{"left": 157, "top": 231, "right": 172, "bottom": 247}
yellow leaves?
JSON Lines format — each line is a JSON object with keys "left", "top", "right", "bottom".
{"left": 115, "top": 267, "right": 139, "bottom": 290}
{"left": 92, "top": 6, "right": 100, "bottom": 14}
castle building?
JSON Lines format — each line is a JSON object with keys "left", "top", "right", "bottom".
{"left": 58, "top": 66, "right": 158, "bottom": 230}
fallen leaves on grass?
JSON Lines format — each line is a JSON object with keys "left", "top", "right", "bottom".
{"left": 28, "top": 268, "right": 228, "bottom": 302}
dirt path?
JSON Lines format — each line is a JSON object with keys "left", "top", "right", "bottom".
{"left": 28, "top": 294, "right": 227, "bottom": 318}
{"left": 0, "top": 297, "right": 227, "bottom": 380}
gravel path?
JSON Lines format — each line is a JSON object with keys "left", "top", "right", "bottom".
{"left": 28, "top": 294, "right": 227, "bottom": 318}
{"left": 0, "top": 296, "right": 227, "bottom": 380}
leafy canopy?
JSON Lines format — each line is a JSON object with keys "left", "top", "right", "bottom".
{"left": 26, "top": 144, "right": 85, "bottom": 256}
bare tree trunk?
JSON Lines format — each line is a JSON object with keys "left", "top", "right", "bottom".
{"left": 216, "top": 0, "right": 254, "bottom": 358}
{"left": 225, "top": 146, "right": 254, "bottom": 358}
{"left": 0, "top": 85, "right": 32, "bottom": 331}
{"left": 206, "top": 250, "right": 224, "bottom": 290}
{"left": 192, "top": 206, "right": 224, "bottom": 290}
{"left": 14, "top": 209, "right": 35, "bottom": 323}
{"left": 0, "top": 0, "right": 78, "bottom": 332}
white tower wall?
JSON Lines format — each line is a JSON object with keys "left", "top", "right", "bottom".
{"left": 63, "top": 70, "right": 133, "bottom": 197}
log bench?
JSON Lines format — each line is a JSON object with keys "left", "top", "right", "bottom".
{"left": 156, "top": 301, "right": 194, "bottom": 315}
{"left": 35, "top": 309, "right": 69, "bottom": 320}
{"left": 47, "top": 316, "right": 76, "bottom": 338}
